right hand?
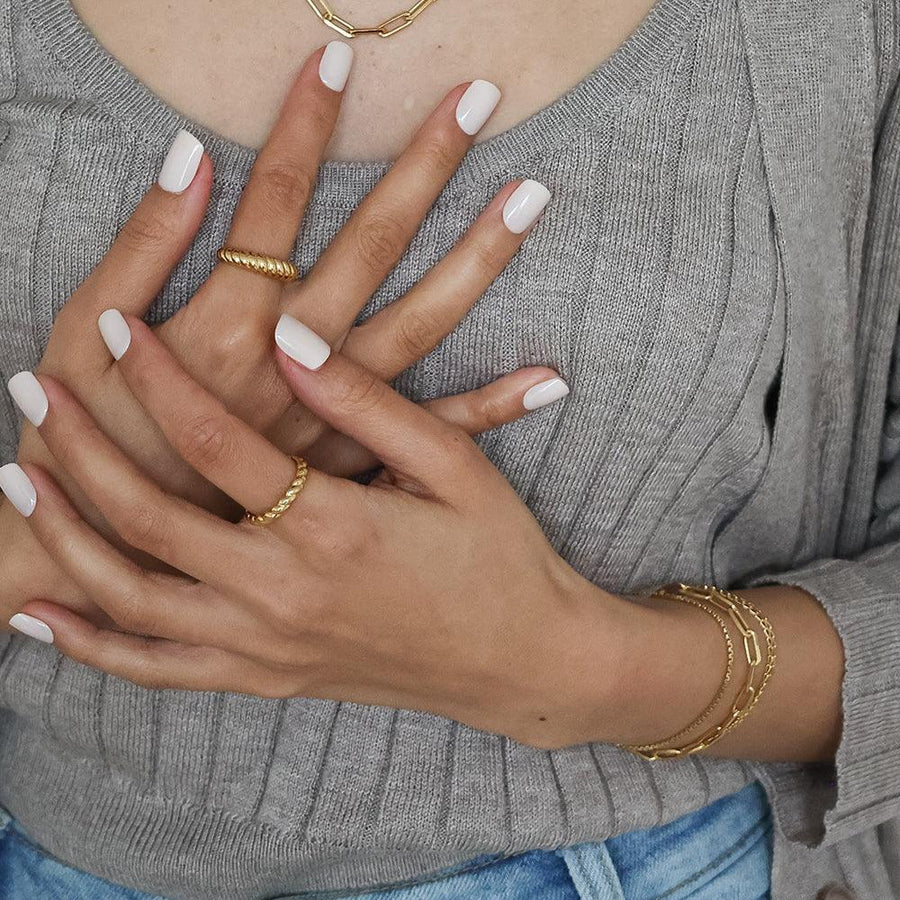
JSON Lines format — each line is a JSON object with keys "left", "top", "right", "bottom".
{"left": 2, "top": 44, "right": 558, "bottom": 628}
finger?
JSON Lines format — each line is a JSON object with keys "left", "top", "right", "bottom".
{"left": 14, "top": 601, "right": 279, "bottom": 697}
{"left": 274, "top": 315, "right": 492, "bottom": 493}
{"left": 6, "top": 372, "right": 249, "bottom": 587}
{"left": 92, "top": 311, "right": 349, "bottom": 522}
{"left": 222, "top": 42, "right": 352, "bottom": 264}
{"left": 2, "top": 464, "right": 216, "bottom": 644}
{"left": 306, "top": 368, "right": 569, "bottom": 476}
{"left": 282, "top": 79, "right": 502, "bottom": 341}
{"left": 423, "top": 367, "right": 570, "bottom": 428}
{"left": 67, "top": 131, "right": 211, "bottom": 322}
{"left": 344, "top": 179, "right": 551, "bottom": 379}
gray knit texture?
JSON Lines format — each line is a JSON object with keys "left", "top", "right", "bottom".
{"left": 1, "top": 0, "right": 899, "bottom": 897}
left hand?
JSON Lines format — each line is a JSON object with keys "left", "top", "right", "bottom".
{"left": 7, "top": 311, "right": 638, "bottom": 750}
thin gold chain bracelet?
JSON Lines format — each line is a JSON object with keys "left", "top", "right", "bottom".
{"left": 305, "top": 0, "right": 440, "bottom": 38}
{"left": 619, "top": 583, "right": 776, "bottom": 761}
{"left": 625, "top": 593, "right": 735, "bottom": 754}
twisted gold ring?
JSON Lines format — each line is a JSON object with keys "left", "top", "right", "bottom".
{"left": 245, "top": 456, "right": 309, "bottom": 525}
{"left": 217, "top": 247, "right": 299, "bottom": 282}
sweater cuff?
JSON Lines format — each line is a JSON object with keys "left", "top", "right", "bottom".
{"left": 739, "top": 554, "right": 900, "bottom": 848}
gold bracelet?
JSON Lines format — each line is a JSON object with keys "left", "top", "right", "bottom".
{"left": 619, "top": 583, "right": 776, "bottom": 760}
{"left": 717, "top": 592, "right": 776, "bottom": 739}
{"left": 624, "top": 592, "right": 735, "bottom": 753}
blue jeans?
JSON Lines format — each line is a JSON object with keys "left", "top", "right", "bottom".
{"left": 0, "top": 781, "right": 772, "bottom": 899}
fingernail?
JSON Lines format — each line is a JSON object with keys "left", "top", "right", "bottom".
{"left": 503, "top": 179, "right": 552, "bottom": 234}
{"left": 7, "top": 372, "right": 48, "bottom": 427}
{"left": 158, "top": 129, "right": 204, "bottom": 193}
{"left": 523, "top": 377, "right": 570, "bottom": 411}
{"left": 319, "top": 41, "right": 354, "bottom": 92}
{"left": 275, "top": 314, "right": 332, "bottom": 370}
{"left": 9, "top": 613, "right": 54, "bottom": 644}
{"left": 98, "top": 309, "right": 131, "bottom": 360}
{"left": 0, "top": 463, "right": 37, "bottom": 517}
{"left": 455, "top": 80, "right": 501, "bottom": 136}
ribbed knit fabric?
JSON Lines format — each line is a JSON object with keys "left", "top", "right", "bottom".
{"left": 1, "top": 0, "right": 899, "bottom": 897}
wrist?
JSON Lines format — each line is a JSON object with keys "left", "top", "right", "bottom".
{"left": 510, "top": 568, "right": 657, "bottom": 749}
{"left": 531, "top": 578, "right": 729, "bottom": 750}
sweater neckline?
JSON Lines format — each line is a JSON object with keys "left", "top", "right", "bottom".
{"left": 29, "top": 0, "right": 706, "bottom": 193}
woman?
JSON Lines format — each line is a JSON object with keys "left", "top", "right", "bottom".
{"left": 0, "top": 0, "right": 895, "bottom": 897}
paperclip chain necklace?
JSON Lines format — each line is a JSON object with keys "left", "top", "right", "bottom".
{"left": 304, "top": 0, "right": 440, "bottom": 37}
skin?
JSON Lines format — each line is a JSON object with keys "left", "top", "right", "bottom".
{"left": 70, "top": 0, "right": 659, "bottom": 158}
{"left": 12, "top": 314, "right": 844, "bottom": 760}
{"left": 1, "top": 48, "right": 559, "bottom": 626}
{"left": 3, "top": 11, "right": 846, "bottom": 762}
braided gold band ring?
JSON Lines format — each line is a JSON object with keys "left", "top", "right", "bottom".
{"left": 245, "top": 456, "right": 309, "bottom": 525}
{"left": 217, "top": 247, "right": 299, "bottom": 282}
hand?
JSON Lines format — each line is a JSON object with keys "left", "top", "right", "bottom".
{"left": 1, "top": 313, "right": 617, "bottom": 749}
{"left": 3, "top": 45, "right": 555, "bottom": 627}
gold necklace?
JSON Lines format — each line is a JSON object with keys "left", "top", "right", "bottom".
{"left": 304, "top": 0, "right": 440, "bottom": 37}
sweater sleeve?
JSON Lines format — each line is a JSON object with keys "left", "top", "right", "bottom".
{"left": 740, "top": 57, "right": 900, "bottom": 851}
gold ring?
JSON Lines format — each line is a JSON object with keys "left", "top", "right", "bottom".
{"left": 217, "top": 247, "right": 299, "bottom": 282}
{"left": 245, "top": 456, "right": 309, "bottom": 525}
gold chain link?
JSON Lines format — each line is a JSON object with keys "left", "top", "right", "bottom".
{"left": 620, "top": 583, "right": 777, "bottom": 761}
{"left": 304, "top": 0, "right": 440, "bottom": 37}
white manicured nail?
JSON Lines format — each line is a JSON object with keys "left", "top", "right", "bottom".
{"left": 319, "top": 41, "right": 354, "bottom": 92}
{"left": 9, "top": 613, "right": 54, "bottom": 644}
{"left": 0, "top": 463, "right": 37, "bottom": 517}
{"left": 275, "top": 314, "right": 332, "bottom": 370}
{"left": 455, "top": 80, "right": 501, "bottom": 136}
{"left": 523, "top": 377, "right": 570, "bottom": 411}
{"left": 7, "top": 372, "right": 48, "bottom": 427}
{"left": 158, "top": 129, "right": 204, "bottom": 193}
{"left": 503, "top": 179, "right": 552, "bottom": 234}
{"left": 98, "top": 309, "right": 131, "bottom": 360}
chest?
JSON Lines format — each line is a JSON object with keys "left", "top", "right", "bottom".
{"left": 69, "top": 0, "right": 656, "bottom": 159}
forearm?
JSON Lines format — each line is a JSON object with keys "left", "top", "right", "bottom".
{"left": 542, "top": 579, "right": 844, "bottom": 762}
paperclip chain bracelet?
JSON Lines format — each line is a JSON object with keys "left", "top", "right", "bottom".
{"left": 619, "top": 583, "right": 777, "bottom": 761}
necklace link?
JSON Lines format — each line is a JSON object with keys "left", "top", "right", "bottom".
{"left": 305, "top": 0, "right": 440, "bottom": 38}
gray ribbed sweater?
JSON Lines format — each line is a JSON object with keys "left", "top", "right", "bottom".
{"left": 1, "top": 0, "right": 899, "bottom": 897}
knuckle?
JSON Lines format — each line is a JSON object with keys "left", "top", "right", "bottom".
{"left": 332, "top": 369, "right": 384, "bottom": 417}
{"left": 354, "top": 209, "right": 408, "bottom": 274}
{"left": 265, "top": 599, "right": 304, "bottom": 635}
{"left": 296, "top": 509, "right": 365, "bottom": 563}
{"left": 178, "top": 413, "right": 231, "bottom": 470}
{"left": 468, "top": 235, "right": 508, "bottom": 275}
{"left": 392, "top": 307, "right": 443, "bottom": 361}
{"left": 255, "top": 162, "right": 315, "bottom": 217}
{"left": 112, "top": 588, "right": 157, "bottom": 634}
{"left": 117, "top": 501, "right": 170, "bottom": 556}
{"left": 206, "top": 319, "right": 271, "bottom": 373}
{"left": 415, "top": 133, "right": 458, "bottom": 173}
{"left": 477, "top": 393, "right": 510, "bottom": 431}
{"left": 326, "top": 519, "right": 368, "bottom": 559}
{"left": 118, "top": 208, "right": 176, "bottom": 255}
{"left": 48, "top": 414, "right": 104, "bottom": 475}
